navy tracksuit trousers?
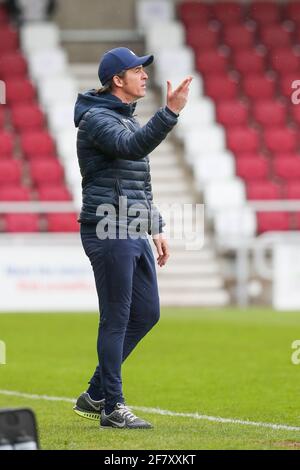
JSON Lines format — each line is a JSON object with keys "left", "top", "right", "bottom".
{"left": 80, "top": 228, "right": 160, "bottom": 414}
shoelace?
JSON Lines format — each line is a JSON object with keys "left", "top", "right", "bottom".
{"left": 116, "top": 404, "right": 137, "bottom": 422}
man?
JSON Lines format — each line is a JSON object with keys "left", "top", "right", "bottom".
{"left": 73, "top": 47, "right": 192, "bottom": 429}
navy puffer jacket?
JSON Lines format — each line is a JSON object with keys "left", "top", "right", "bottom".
{"left": 74, "top": 91, "right": 178, "bottom": 234}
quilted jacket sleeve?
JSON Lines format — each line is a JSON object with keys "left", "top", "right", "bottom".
{"left": 85, "top": 106, "right": 178, "bottom": 160}
{"left": 144, "top": 170, "right": 165, "bottom": 235}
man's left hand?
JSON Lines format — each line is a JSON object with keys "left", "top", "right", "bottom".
{"left": 152, "top": 233, "right": 170, "bottom": 267}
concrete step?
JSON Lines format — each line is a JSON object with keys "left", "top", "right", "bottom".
{"left": 150, "top": 167, "right": 184, "bottom": 180}
{"left": 159, "top": 290, "right": 230, "bottom": 306}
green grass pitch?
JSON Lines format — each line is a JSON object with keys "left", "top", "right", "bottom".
{"left": 1, "top": 308, "right": 300, "bottom": 450}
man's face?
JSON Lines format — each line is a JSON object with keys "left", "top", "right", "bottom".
{"left": 116, "top": 65, "right": 148, "bottom": 101}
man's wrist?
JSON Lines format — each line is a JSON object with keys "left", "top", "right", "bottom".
{"left": 165, "top": 106, "right": 179, "bottom": 118}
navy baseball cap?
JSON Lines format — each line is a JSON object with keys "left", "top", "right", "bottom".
{"left": 98, "top": 47, "right": 154, "bottom": 85}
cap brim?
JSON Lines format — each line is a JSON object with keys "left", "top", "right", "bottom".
{"left": 126, "top": 54, "right": 154, "bottom": 70}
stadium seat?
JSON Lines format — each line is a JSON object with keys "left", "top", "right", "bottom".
{"left": 252, "top": 100, "right": 287, "bottom": 127}
{"left": 214, "top": 207, "right": 257, "bottom": 240}
{"left": 204, "top": 178, "right": 246, "bottom": 212}
{"left": 204, "top": 74, "right": 239, "bottom": 101}
{"left": 260, "top": 24, "right": 292, "bottom": 49}
{"left": 0, "top": 52, "right": 27, "bottom": 79}
{"left": 193, "top": 153, "right": 235, "bottom": 186}
{"left": 0, "top": 160, "right": 22, "bottom": 185}
{"left": 186, "top": 24, "right": 220, "bottom": 50}
{"left": 264, "top": 127, "right": 298, "bottom": 153}
{"left": 233, "top": 49, "right": 266, "bottom": 75}
{"left": 0, "top": 108, "right": 5, "bottom": 128}
{"left": 0, "top": 5, "right": 9, "bottom": 24}
{"left": 0, "top": 185, "right": 31, "bottom": 201}
{"left": 0, "top": 26, "right": 19, "bottom": 54}
{"left": 273, "top": 157, "right": 300, "bottom": 181}
{"left": 177, "top": 2, "right": 211, "bottom": 26}
{"left": 270, "top": 48, "right": 300, "bottom": 75}
{"left": 196, "top": 50, "right": 229, "bottom": 75}
{"left": 29, "top": 160, "right": 64, "bottom": 186}
{"left": 11, "top": 104, "right": 44, "bottom": 132}
{"left": 243, "top": 74, "right": 276, "bottom": 100}
{"left": 37, "top": 185, "right": 72, "bottom": 201}
{"left": 46, "top": 213, "right": 79, "bottom": 232}
{"left": 216, "top": 100, "right": 249, "bottom": 127}
{"left": 184, "top": 126, "right": 226, "bottom": 164}
{"left": 293, "top": 213, "right": 300, "bottom": 230}
{"left": 38, "top": 76, "right": 78, "bottom": 109}
{"left": 27, "top": 48, "right": 68, "bottom": 81}
{"left": 236, "top": 157, "right": 269, "bottom": 181}
{"left": 4, "top": 213, "right": 40, "bottom": 232}
{"left": 0, "top": 131, "right": 14, "bottom": 157}
{"left": 247, "top": 181, "right": 282, "bottom": 200}
{"left": 20, "top": 131, "right": 55, "bottom": 158}
{"left": 257, "top": 212, "right": 290, "bottom": 233}
{"left": 290, "top": 104, "right": 300, "bottom": 126}
{"left": 223, "top": 24, "right": 256, "bottom": 50}
{"left": 285, "top": 182, "right": 300, "bottom": 199}
{"left": 226, "top": 126, "right": 261, "bottom": 154}
{"left": 280, "top": 74, "right": 300, "bottom": 99}
{"left": 175, "top": 98, "right": 215, "bottom": 138}
{"left": 154, "top": 46, "right": 195, "bottom": 85}
{"left": 248, "top": 2, "right": 281, "bottom": 25}
{"left": 5, "top": 78, "right": 36, "bottom": 105}
{"left": 211, "top": 2, "right": 242, "bottom": 24}
{"left": 136, "top": 0, "right": 174, "bottom": 32}
{"left": 47, "top": 103, "right": 75, "bottom": 135}
{"left": 285, "top": 2, "right": 300, "bottom": 23}
{"left": 20, "top": 22, "right": 60, "bottom": 54}
{"left": 145, "top": 21, "right": 185, "bottom": 53}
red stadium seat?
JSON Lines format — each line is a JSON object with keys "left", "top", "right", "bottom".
{"left": 226, "top": 126, "right": 261, "bottom": 154}
{"left": 264, "top": 127, "right": 298, "bottom": 153}
{"left": 290, "top": 104, "right": 300, "bottom": 126}
{"left": 0, "top": 5, "right": 9, "bottom": 24}
{"left": 252, "top": 100, "right": 287, "bottom": 127}
{"left": 0, "top": 160, "right": 22, "bottom": 185}
{"left": 0, "top": 131, "right": 14, "bottom": 157}
{"left": 196, "top": 49, "right": 229, "bottom": 75}
{"left": 0, "top": 52, "right": 27, "bottom": 79}
{"left": 270, "top": 48, "right": 300, "bottom": 75}
{"left": 285, "top": 2, "right": 300, "bottom": 23}
{"left": 280, "top": 74, "right": 300, "bottom": 99}
{"left": 20, "top": 131, "right": 55, "bottom": 158}
{"left": 4, "top": 213, "right": 40, "bottom": 232}
{"left": 223, "top": 24, "right": 256, "bottom": 50}
{"left": 260, "top": 24, "right": 292, "bottom": 49}
{"left": 211, "top": 2, "right": 242, "bottom": 24}
{"left": 257, "top": 212, "right": 290, "bottom": 233}
{"left": 243, "top": 74, "right": 276, "bottom": 100}
{"left": 273, "top": 157, "right": 300, "bottom": 180}
{"left": 11, "top": 104, "right": 44, "bottom": 132}
{"left": 0, "top": 26, "right": 18, "bottom": 54}
{"left": 177, "top": 2, "right": 211, "bottom": 26}
{"left": 233, "top": 49, "right": 266, "bottom": 75}
{"left": 29, "top": 160, "right": 64, "bottom": 186}
{"left": 5, "top": 78, "right": 36, "bottom": 105}
{"left": 293, "top": 213, "right": 300, "bottom": 230}
{"left": 247, "top": 181, "right": 282, "bottom": 200}
{"left": 0, "top": 185, "right": 31, "bottom": 201}
{"left": 236, "top": 157, "right": 269, "bottom": 181}
{"left": 216, "top": 100, "right": 249, "bottom": 127}
{"left": 186, "top": 24, "right": 219, "bottom": 50}
{"left": 0, "top": 108, "right": 4, "bottom": 128}
{"left": 285, "top": 182, "right": 300, "bottom": 199}
{"left": 248, "top": 2, "right": 281, "bottom": 25}
{"left": 37, "top": 185, "right": 72, "bottom": 201}
{"left": 46, "top": 213, "right": 79, "bottom": 232}
{"left": 204, "top": 74, "right": 239, "bottom": 101}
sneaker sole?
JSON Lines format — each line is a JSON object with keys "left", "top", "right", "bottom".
{"left": 73, "top": 406, "right": 100, "bottom": 421}
{"left": 100, "top": 424, "right": 153, "bottom": 430}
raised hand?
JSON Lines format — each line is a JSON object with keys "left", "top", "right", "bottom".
{"left": 166, "top": 76, "right": 193, "bottom": 115}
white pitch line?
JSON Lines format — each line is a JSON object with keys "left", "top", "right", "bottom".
{"left": 0, "top": 389, "right": 300, "bottom": 433}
